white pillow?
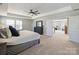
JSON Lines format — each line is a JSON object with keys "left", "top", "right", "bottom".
{"left": 5, "top": 27, "right": 12, "bottom": 38}
{"left": 0, "top": 32, "right": 6, "bottom": 39}
{"left": 0, "top": 27, "right": 12, "bottom": 39}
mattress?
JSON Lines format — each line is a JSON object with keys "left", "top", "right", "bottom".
{"left": 0, "top": 30, "right": 40, "bottom": 45}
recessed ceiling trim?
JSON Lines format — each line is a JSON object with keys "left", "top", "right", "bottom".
{"left": 32, "top": 6, "right": 72, "bottom": 19}
{"left": 7, "top": 12, "right": 32, "bottom": 18}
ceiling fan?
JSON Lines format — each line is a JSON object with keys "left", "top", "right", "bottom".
{"left": 28, "top": 9, "right": 40, "bottom": 16}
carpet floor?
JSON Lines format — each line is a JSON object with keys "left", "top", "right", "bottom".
{"left": 19, "top": 31, "right": 79, "bottom": 55}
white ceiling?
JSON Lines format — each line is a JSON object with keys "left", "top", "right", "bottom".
{"left": 7, "top": 3, "right": 79, "bottom": 19}
{"left": 8, "top": 3, "right": 72, "bottom": 13}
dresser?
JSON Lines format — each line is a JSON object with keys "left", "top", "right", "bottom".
{"left": 0, "top": 42, "right": 6, "bottom": 55}
{"left": 34, "top": 27, "right": 43, "bottom": 35}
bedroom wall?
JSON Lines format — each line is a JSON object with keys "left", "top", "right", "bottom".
{"left": 44, "top": 20, "right": 54, "bottom": 36}
{"left": 69, "top": 15, "right": 79, "bottom": 43}
{"left": 33, "top": 19, "right": 54, "bottom": 36}
{"left": 22, "top": 19, "right": 33, "bottom": 31}
{"left": 0, "top": 4, "right": 8, "bottom": 16}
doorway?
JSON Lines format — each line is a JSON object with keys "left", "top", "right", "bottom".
{"left": 53, "top": 19, "right": 68, "bottom": 35}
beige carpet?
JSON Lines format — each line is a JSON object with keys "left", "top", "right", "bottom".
{"left": 19, "top": 31, "right": 79, "bottom": 55}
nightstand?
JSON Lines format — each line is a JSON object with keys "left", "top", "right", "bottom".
{"left": 0, "top": 42, "right": 6, "bottom": 55}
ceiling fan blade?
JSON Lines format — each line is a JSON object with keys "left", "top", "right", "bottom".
{"left": 35, "top": 10, "right": 38, "bottom": 12}
{"left": 35, "top": 14, "right": 38, "bottom": 15}
{"left": 30, "top": 9, "right": 33, "bottom": 12}
{"left": 25, "top": 9, "right": 40, "bottom": 16}
{"left": 37, "top": 13, "right": 40, "bottom": 14}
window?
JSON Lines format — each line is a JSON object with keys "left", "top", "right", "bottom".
{"left": 16, "top": 20, "right": 22, "bottom": 30}
{"left": 6, "top": 19, "right": 22, "bottom": 30}
{"left": 6, "top": 20, "right": 15, "bottom": 28}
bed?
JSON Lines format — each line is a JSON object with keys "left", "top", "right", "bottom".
{"left": 0, "top": 30, "right": 40, "bottom": 55}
